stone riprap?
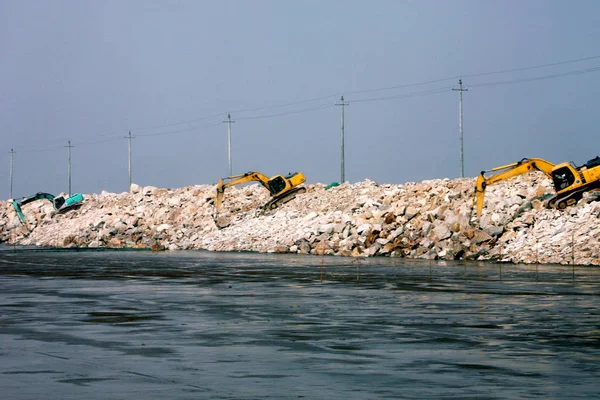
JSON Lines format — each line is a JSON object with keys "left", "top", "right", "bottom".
{"left": 1, "top": 173, "right": 599, "bottom": 265}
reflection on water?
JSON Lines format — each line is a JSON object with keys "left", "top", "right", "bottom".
{"left": 0, "top": 249, "right": 598, "bottom": 399}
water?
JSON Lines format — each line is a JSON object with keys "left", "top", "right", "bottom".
{"left": 0, "top": 248, "right": 599, "bottom": 399}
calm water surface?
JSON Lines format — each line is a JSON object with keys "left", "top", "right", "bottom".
{"left": 0, "top": 247, "right": 598, "bottom": 399}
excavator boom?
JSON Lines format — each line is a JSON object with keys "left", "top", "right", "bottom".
{"left": 474, "top": 158, "right": 555, "bottom": 217}
{"left": 215, "top": 172, "right": 271, "bottom": 212}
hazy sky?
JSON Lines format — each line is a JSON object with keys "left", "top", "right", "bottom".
{"left": 2, "top": 0, "right": 600, "bottom": 199}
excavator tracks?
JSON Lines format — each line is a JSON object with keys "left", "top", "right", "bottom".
{"left": 547, "top": 181, "right": 600, "bottom": 210}
{"left": 262, "top": 186, "right": 307, "bottom": 214}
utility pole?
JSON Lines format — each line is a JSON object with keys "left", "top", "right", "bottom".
{"left": 453, "top": 79, "right": 468, "bottom": 178}
{"left": 125, "top": 130, "right": 135, "bottom": 190}
{"left": 335, "top": 95, "right": 349, "bottom": 183}
{"left": 223, "top": 113, "right": 235, "bottom": 176}
{"left": 66, "top": 140, "right": 73, "bottom": 196}
{"left": 8, "top": 148, "right": 15, "bottom": 199}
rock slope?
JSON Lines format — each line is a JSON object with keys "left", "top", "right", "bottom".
{"left": 1, "top": 174, "right": 599, "bottom": 265}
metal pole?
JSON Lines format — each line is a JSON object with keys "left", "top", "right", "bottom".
{"left": 9, "top": 148, "right": 15, "bottom": 199}
{"left": 453, "top": 79, "right": 468, "bottom": 178}
{"left": 223, "top": 114, "right": 235, "bottom": 176}
{"left": 125, "top": 130, "right": 135, "bottom": 190}
{"left": 227, "top": 116, "right": 232, "bottom": 176}
{"left": 335, "top": 96, "right": 349, "bottom": 183}
{"left": 341, "top": 100, "right": 345, "bottom": 183}
{"left": 66, "top": 140, "right": 73, "bottom": 196}
{"left": 128, "top": 131, "right": 131, "bottom": 189}
{"left": 459, "top": 83, "right": 463, "bottom": 178}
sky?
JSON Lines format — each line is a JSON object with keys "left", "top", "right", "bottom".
{"left": 1, "top": 0, "right": 600, "bottom": 199}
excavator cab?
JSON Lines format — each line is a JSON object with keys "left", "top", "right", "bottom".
{"left": 53, "top": 195, "right": 67, "bottom": 210}
{"left": 266, "top": 173, "right": 304, "bottom": 196}
{"left": 552, "top": 166, "right": 576, "bottom": 191}
{"left": 267, "top": 176, "right": 288, "bottom": 196}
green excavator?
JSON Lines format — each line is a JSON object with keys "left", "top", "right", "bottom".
{"left": 12, "top": 192, "right": 84, "bottom": 230}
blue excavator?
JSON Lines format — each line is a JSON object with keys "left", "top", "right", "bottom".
{"left": 12, "top": 192, "right": 84, "bottom": 229}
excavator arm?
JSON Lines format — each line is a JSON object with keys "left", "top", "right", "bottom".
{"left": 213, "top": 170, "right": 306, "bottom": 229}
{"left": 12, "top": 192, "right": 56, "bottom": 225}
{"left": 474, "top": 158, "right": 556, "bottom": 217}
{"left": 215, "top": 172, "right": 271, "bottom": 214}
{"left": 12, "top": 192, "right": 84, "bottom": 229}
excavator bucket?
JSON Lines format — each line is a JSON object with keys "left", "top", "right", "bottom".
{"left": 12, "top": 200, "right": 27, "bottom": 225}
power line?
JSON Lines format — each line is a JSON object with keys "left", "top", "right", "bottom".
{"left": 461, "top": 54, "right": 600, "bottom": 79}
{"left": 10, "top": 122, "right": 222, "bottom": 154}
{"left": 469, "top": 66, "right": 600, "bottom": 87}
{"left": 17, "top": 144, "right": 66, "bottom": 154}
{"left": 329, "top": 55, "right": 600, "bottom": 97}
{"left": 122, "top": 55, "right": 600, "bottom": 134}
{"left": 348, "top": 64, "right": 600, "bottom": 104}
{"left": 133, "top": 112, "right": 225, "bottom": 132}
{"left": 76, "top": 136, "right": 124, "bottom": 146}
{"left": 236, "top": 103, "right": 334, "bottom": 120}
{"left": 351, "top": 86, "right": 453, "bottom": 103}
{"left": 225, "top": 94, "right": 337, "bottom": 118}
{"left": 14, "top": 131, "right": 125, "bottom": 151}
{"left": 15, "top": 54, "right": 600, "bottom": 140}
{"left": 137, "top": 54, "right": 600, "bottom": 131}
{"left": 135, "top": 121, "right": 222, "bottom": 137}
{"left": 15, "top": 134, "right": 123, "bottom": 153}
{"left": 7, "top": 103, "right": 333, "bottom": 156}
{"left": 95, "top": 54, "right": 600, "bottom": 135}
{"left": 129, "top": 55, "right": 600, "bottom": 133}
{"left": 133, "top": 97, "right": 337, "bottom": 133}
{"left": 7, "top": 55, "right": 600, "bottom": 156}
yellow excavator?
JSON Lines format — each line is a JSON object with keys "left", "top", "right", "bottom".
{"left": 474, "top": 156, "right": 600, "bottom": 216}
{"left": 214, "top": 171, "right": 307, "bottom": 228}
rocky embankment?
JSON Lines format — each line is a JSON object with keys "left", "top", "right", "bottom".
{"left": 1, "top": 173, "right": 599, "bottom": 265}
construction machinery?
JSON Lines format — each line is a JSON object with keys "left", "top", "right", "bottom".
{"left": 474, "top": 156, "right": 600, "bottom": 216}
{"left": 214, "top": 171, "right": 306, "bottom": 228}
{"left": 12, "top": 192, "right": 84, "bottom": 229}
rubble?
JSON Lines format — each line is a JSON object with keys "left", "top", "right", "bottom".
{"left": 1, "top": 173, "right": 599, "bottom": 265}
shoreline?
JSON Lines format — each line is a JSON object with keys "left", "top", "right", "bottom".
{"left": 1, "top": 245, "right": 599, "bottom": 270}
{"left": 1, "top": 175, "right": 599, "bottom": 266}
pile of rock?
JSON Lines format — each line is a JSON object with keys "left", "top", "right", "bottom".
{"left": 1, "top": 174, "right": 599, "bottom": 265}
